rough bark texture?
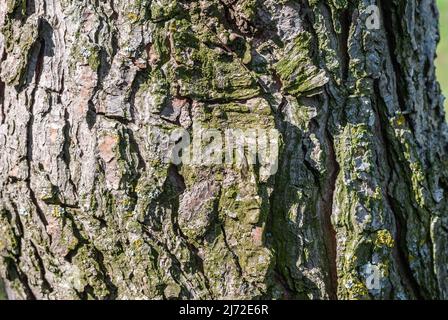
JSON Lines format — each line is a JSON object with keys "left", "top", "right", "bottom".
{"left": 0, "top": 0, "right": 447, "bottom": 300}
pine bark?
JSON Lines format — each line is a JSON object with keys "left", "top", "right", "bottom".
{"left": 0, "top": 0, "right": 447, "bottom": 300}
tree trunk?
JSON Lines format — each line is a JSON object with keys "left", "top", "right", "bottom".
{"left": 0, "top": 0, "right": 447, "bottom": 300}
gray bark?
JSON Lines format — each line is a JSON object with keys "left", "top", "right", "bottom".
{"left": 0, "top": 0, "right": 447, "bottom": 300}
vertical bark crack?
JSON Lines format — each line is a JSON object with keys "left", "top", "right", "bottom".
{"left": 0, "top": 50, "right": 6, "bottom": 124}
{"left": 26, "top": 38, "right": 48, "bottom": 227}
{"left": 323, "top": 129, "right": 340, "bottom": 300}
{"left": 220, "top": 223, "right": 244, "bottom": 279}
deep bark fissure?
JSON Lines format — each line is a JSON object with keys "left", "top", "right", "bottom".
{"left": 0, "top": 49, "right": 6, "bottom": 124}
{"left": 91, "top": 246, "right": 119, "bottom": 300}
{"left": 63, "top": 216, "right": 88, "bottom": 264}
{"left": 3, "top": 204, "right": 35, "bottom": 299}
{"left": 4, "top": 257, "right": 36, "bottom": 300}
{"left": 339, "top": 8, "right": 352, "bottom": 82}
{"left": 26, "top": 38, "right": 48, "bottom": 227}
{"left": 379, "top": 0, "right": 412, "bottom": 116}
{"left": 29, "top": 240, "right": 53, "bottom": 294}
{"left": 62, "top": 108, "right": 79, "bottom": 206}
{"left": 322, "top": 128, "right": 340, "bottom": 300}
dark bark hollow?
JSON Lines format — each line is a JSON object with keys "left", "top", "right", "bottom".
{"left": 0, "top": 0, "right": 447, "bottom": 300}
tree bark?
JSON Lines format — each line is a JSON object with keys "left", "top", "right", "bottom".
{"left": 0, "top": 0, "right": 447, "bottom": 300}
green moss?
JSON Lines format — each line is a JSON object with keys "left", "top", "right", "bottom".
{"left": 164, "top": 18, "right": 260, "bottom": 102}
{"left": 392, "top": 122, "right": 429, "bottom": 207}
{"left": 0, "top": 18, "right": 38, "bottom": 85}
{"left": 151, "top": 27, "right": 171, "bottom": 66}
{"left": 60, "top": 217, "right": 80, "bottom": 252}
{"left": 72, "top": 246, "right": 112, "bottom": 298}
{"left": 346, "top": 278, "right": 369, "bottom": 300}
{"left": 242, "top": 42, "right": 252, "bottom": 65}
{"left": 6, "top": 0, "right": 27, "bottom": 16}
{"left": 275, "top": 32, "right": 329, "bottom": 95}
{"left": 331, "top": 0, "right": 348, "bottom": 10}
{"left": 87, "top": 46, "right": 101, "bottom": 71}
{"left": 150, "top": 0, "right": 181, "bottom": 22}
{"left": 125, "top": 0, "right": 152, "bottom": 24}
{"left": 240, "top": 0, "right": 257, "bottom": 20}
{"left": 70, "top": 37, "right": 102, "bottom": 72}
{"left": 328, "top": 0, "right": 349, "bottom": 33}
{"left": 89, "top": 193, "right": 98, "bottom": 212}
